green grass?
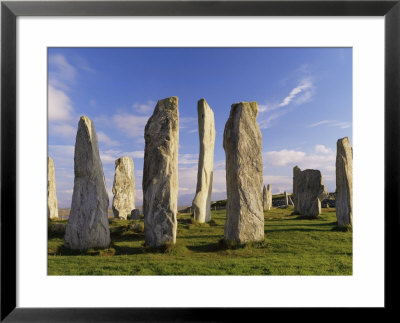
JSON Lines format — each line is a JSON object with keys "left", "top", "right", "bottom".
{"left": 48, "top": 207, "right": 352, "bottom": 275}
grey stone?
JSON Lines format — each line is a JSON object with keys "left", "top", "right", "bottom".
{"left": 295, "top": 167, "right": 328, "bottom": 217}
{"left": 336, "top": 137, "right": 353, "bottom": 226}
{"left": 223, "top": 101, "right": 264, "bottom": 243}
{"left": 192, "top": 98, "right": 216, "bottom": 223}
{"left": 143, "top": 97, "right": 179, "bottom": 247}
{"left": 64, "top": 116, "right": 111, "bottom": 250}
{"left": 130, "top": 209, "right": 141, "bottom": 220}
{"left": 263, "top": 184, "right": 272, "bottom": 211}
{"left": 284, "top": 191, "right": 289, "bottom": 206}
{"left": 112, "top": 157, "right": 135, "bottom": 220}
{"left": 48, "top": 157, "right": 59, "bottom": 220}
{"left": 293, "top": 165, "right": 301, "bottom": 213}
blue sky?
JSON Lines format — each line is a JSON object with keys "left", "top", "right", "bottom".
{"left": 48, "top": 47, "right": 352, "bottom": 208}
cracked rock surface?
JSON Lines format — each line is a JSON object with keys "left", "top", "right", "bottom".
{"left": 223, "top": 101, "right": 264, "bottom": 244}
{"left": 64, "top": 116, "right": 110, "bottom": 250}
{"left": 142, "top": 97, "right": 179, "bottom": 247}
{"left": 192, "top": 99, "right": 215, "bottom": 223}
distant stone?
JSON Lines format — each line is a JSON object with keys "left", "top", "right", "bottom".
{"left": 112, "top": 157, "right": 135, "bottom": 220}
{"left": 223, "top": 101, "right": 264, "bottom": 243}
{"left": 263, "top": 184, "right": 272, "bottom": 211}
{"left": 284, "top": 191, "right": 289, "bottom": 206}
{"left": 64, "top": 116, "right": 111, "bottom": 250}
{"left": 192, "top": 98, "right": 216, "bottom": 223}
{"left": 293, "top": 166, "right": 301, "bottom": 214}
{"left": 49, "top": 223, "right": 66, "bottom": 234}
{"left": 295, "top": 168, "right": 328, "bottom": 218}
{"left": 142, "top": 97, "right": 179, "bottom": 247}
{"left": 130, "top": 209, "right": 141, "bottom": 220}
{"left": 288, "top": 195, "right": 294, "bottom": 206}
{"left": 48, "top": 157, "right": 59, "bottom": 220}
{"left": 336, "top": 137, "right": 353, "bottom": 226}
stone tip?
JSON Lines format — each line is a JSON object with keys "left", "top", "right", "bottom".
{"left": 231, "top": 101, "right": 258, "bottom": 117}
{"left": 78, "top": 116, "right": 93, "bottom": 139}
{"left": 338, "top": 137, "right": 350, "bottom": 144}
{"left": 156, "top": 97, "right": 179, "bottom": 111}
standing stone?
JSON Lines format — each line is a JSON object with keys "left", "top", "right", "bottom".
{"left": 336, "top": 137, "right": 353, "bottom": 226}
{"left": 130, "top": 209, "right": 141, "bottom": 220}
{"left": 293, "top": 165, "right": 301, "bottom": 214}
{"left": 284, "top": 191, "right": 289, "bottom": 206}
{"left": 64, "top": 116, "right": 111, "bottom": 250}
{"left": 288, "top": 195, "right": 294, "bottom": 206}
{"left": 47, "top": 157, "right": 59, "bottom": 220}
{"left": 263, "top": 184, "right": 272, "bottom": 211}
{"left": 112, "top": 157, "right": 135, "bottom": 220}
{"left": 143, "top": 97, "right": 179, "bottom": 247}
{"left": 295, "top": 167, "right": 328, "bottom": 218}
{"left": 223, "top": 102, "right": 264, "bottom": 244}
{"left": 192, "top": 98, "right": 216, "bottom": 223}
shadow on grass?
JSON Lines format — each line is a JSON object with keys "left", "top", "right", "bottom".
{"left": 54, "top": 245, "right": 116, "bottom": 256}
{"left": 265, "top": 227, "right": 334, "bottom": 234}
{"left": 186, "top": 242, "right": 222, "bottom": 253}
{"left": 266, "top": 221, "right": 337, "bottom": 228}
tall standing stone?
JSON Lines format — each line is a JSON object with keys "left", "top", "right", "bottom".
{"left": 143, "top": 97, "right": 179, "bottom": 247}
{"left": 64, "top": 116, "right": 111, "bottom": 250}
{"left": 112, "top": 157, "right": 135, "bottom": 220}
{"left": 223, "top": 101, "right": 264, "bottom": 244}
{"left": 293, "top": 165, "right": 301, "bottom": 214}
{"left": 192, "top": 99, "right": 216, "bottom": 223}
{"left": 295, "top": 167, "right": 328, "bottom": 218}
{"left": 336, "top": 137, "right": 353, "bottom": 226}
{"left": 263, "top": 184, "right": 272, "bottom": 211}
{"left": 48, "top": 157, "right": 59, "bottom": 220}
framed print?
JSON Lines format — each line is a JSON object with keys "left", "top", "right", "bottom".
{"left": 1, "top": 0, "right": 399, "bottom": 321}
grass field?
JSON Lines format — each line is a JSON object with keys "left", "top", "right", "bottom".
{"left": 48, "top": 207, "right": 352, "bottom": 275}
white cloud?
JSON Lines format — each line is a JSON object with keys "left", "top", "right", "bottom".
{"left": 49, "top": 123, "right": 76, "bottom": 139}
{"left": 307, "top": 120, "right": 352, "bottom": 129}
{"left": 262, "top": 175, "right": 293, "bottom": 194}
{"left": 263, "top": 146, "right": 335, "bottom": 173}
{"left": 307, "top": 120, "right": 332, "bottom": 128}
{"left": 49, "top": 54, "right": 76, "bottom": 85}
{"left": 180, "top": 117, "right": 196, "bottom": 129}
{"left": 97, "top": 131, "right": 119, "bottom": 147}
{"left": 48, "top": 85, "right": 74, "bottom": 121}
{"left": 278, "top": 78, "right": 314, "bottom": 108}
{"left": 258, "top": 76, "right": 315, "bottom": 129}
{"left": 100, "top": 149, "right": 144, "bottom": 165}
{"left": 315, "top": 144, "right": 333, "bottom": 154}
{"left": 133, "top": 101, "right": 155, "bottom": 114}
{"left": 178, "top": 154, "right": 198, "bottom": 165}
{"left": 263, "top": 149, "right": 306, "bottom": 167}
{"left": 113, "top": 113, "right": 149, "bottom": 138}
{"left": 258, "top": 111, "right": 284, "bottom": 129}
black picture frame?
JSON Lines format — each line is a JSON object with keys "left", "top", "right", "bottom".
{"left": 1, "top": 0, "right": 399, "bottom": 321}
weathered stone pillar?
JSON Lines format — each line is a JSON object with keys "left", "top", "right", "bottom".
{"left": 293, "top": 165, "right": 301, "bottom": 214}
{"left": 143, "top": 97, "right": 179, "bottom": 247}
{"left": 336, "top": 137, "right": 353, "bottom": 226}
{"left": 112, "top": 157, "right": 135, "bottom": 220}
{"left": 223, "top": 101, "right": 264, "bottom": 244}
{"left": 48, "top": 156, "right": 59, "bottom": 220}
{"left": 65, "top": 116, "right": 111, "bottom": 249}
{"left": 284, "top": 191, "right": 289, "bottom": 206}
{"left": 192, "top": 98, "right": 216, "bottom": 223}
{"left": 263, "top": 184, "right": 272, "bottom": 211}
{"left": 296, "top": 167, "right": 328, "bottom": 218}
